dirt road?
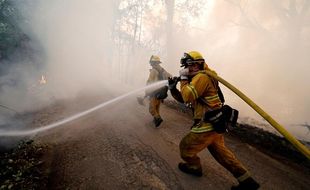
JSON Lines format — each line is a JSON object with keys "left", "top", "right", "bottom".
{"left": 34, "top": 93, "right": 310, "bottom": 190}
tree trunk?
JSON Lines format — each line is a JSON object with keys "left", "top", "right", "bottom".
{"left": 165, "top": 0, "right": 175, "bottom": 65}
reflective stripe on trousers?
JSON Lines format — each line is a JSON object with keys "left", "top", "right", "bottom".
{"left": 179, "top": 131, "right": 249, "bottom": 179}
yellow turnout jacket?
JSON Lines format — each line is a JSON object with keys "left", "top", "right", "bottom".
{"left": 180, "top": 71, "right": 222, "bottom": 133}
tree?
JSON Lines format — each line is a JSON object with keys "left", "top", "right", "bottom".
{"left": 164, "top": 0, "right": 175, "bottom": 64}
{"left": 223, "top": 0, "right": 310, "bottom": 47}
{"left": 0, "top": 0, "right": 23, "bottom": 60}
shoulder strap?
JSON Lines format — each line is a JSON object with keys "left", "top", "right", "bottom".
{"left": 153, "top": 67, "right": 165, "bottom": 80}
{"left": 158, "top": 70, "right": 164, "bottom": 80}
{"left": 201, "top": 71, "right": 225, "bottom": 104}
{"left": 217, "top": 85, "right": 225, "bottom": 104}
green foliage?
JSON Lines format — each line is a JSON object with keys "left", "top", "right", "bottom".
{"left": 0, "top": 0, "right": 25, "bottom": 59}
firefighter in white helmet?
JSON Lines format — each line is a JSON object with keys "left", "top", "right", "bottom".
{"left": 144, "top": 55, "right": 172, "bottom": 127}
{"left": 168, "top": 51, "right": 260, "bottom": 190}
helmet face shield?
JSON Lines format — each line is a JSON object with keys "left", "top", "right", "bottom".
{"left": 150, "top": 61, "right": 160, "bottom": 65}
{"left": 180, "top": 53, "right": 192, "bottom": 67}
{"left": 180, "top": 52, "right": 205, "bottom": 68}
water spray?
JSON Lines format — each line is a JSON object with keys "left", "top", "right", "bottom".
{"left": 0, "top": 81, "right": 167, "bottom": 137}
{"left": 205, "top": 70, "right": 310, "bottom": 160}
{"left": 0, "top": 104, "right": 19, "bottom": 114}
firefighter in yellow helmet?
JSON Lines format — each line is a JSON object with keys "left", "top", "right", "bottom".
{"left": 145, "top": 55, "right": 172, "bottom": 127}
{"left": 168, "top": 51, "right": 260, "bottom": 190}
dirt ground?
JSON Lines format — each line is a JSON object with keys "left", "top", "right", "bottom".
{"left": 33, "top": 93, "right": 310, "bottom": 190}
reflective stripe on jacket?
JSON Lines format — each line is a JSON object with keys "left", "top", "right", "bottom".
{"left": 191, "top": 122, "right": 214, "bottom": 133}
{"left": 180, "top": 71, "right": 222, "bottom": 133}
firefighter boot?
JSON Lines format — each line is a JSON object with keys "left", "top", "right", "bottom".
{"left": 153, "top": 117, "right": 163, "bottom": 127}
{"left": 178, "top": 162, "right": 202, "bottom": 177}
{"left": 231, "top": 177, "right": 260, "bottom": 190}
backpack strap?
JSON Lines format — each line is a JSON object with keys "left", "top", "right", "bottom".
{"left": 201, "top": 71, "right": 225, "bottom": 104}
{"left": 152, "top": 66, "right": 166, "bottom": 81}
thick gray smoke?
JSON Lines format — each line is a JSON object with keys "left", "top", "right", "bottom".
{"left": 21, "top": 0, "right": 123, "bottom": 98}
{"left": 200, "top": 0, "right": 310, "bottom": 140}
{"left": 0, "top": 0, "right": 309, "bottom": 140}
{"left": 1, "top": 0, "right": 148, "bottom": 111}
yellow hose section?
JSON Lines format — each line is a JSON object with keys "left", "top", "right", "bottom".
{"left": 205, "top": 70, "right": 310, "bottom": 160}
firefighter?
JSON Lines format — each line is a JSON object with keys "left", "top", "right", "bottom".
{"left": 145, "top": 55, "right": 172, "bottom": 127}
{"left": 168, "top": 51, "right": 260, "bottom": 190}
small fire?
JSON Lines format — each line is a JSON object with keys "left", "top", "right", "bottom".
{"left": 27, "top": 74, "right": 48, "bottom": 94}
{"left": 39, "top": 75, "right": 47, "bottom": 84}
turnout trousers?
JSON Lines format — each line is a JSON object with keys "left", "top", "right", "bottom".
{"left": 149, "top": 97, "right": 161, "bottom": 118}
{"left": 179, "top": 131, "right": 250, "bottom": 181}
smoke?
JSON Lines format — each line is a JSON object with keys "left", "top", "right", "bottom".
{"left": 196, "top": 0, "right": 310, "bottom": 140}
{"left": 0, "top": 0, "right": 128, "bottom": 144}
{"left": 1, "top": 1, "right": 144, "bottom": 110}
{"left": 0, "top": 0, "right": 309, "bottom": 140}
{"left": 149, "top": 0, "right": 310, "bottom": 140}
{"left": 22, "top": 1, "right": 118, "bottom": 97}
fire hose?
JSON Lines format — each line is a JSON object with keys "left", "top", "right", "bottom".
{"left": 204, "top": 70, "right": 310, "bottom": 160}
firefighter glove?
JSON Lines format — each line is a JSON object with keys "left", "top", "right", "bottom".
{"left": 168, "top": 76, "right": 180, "bottom": 89}
{"left": 179, "top": 68, "right": 189, "bottom": 80}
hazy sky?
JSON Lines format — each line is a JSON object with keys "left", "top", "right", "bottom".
{"left": 0, "top": 0, "right": 309, "bottom": 140}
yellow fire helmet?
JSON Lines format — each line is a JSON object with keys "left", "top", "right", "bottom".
{"left": 180, "top": 51, "right": 205, "bottom": 67}
{"left": 188, "top": 51, "right": 204, "bottom": 60}
{"left": 149, "top": 55, "right": 161, "bottom": 64}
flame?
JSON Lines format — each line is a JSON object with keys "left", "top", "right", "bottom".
{"left": 39, "top": 75, "right": 47, "bottom": 84}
